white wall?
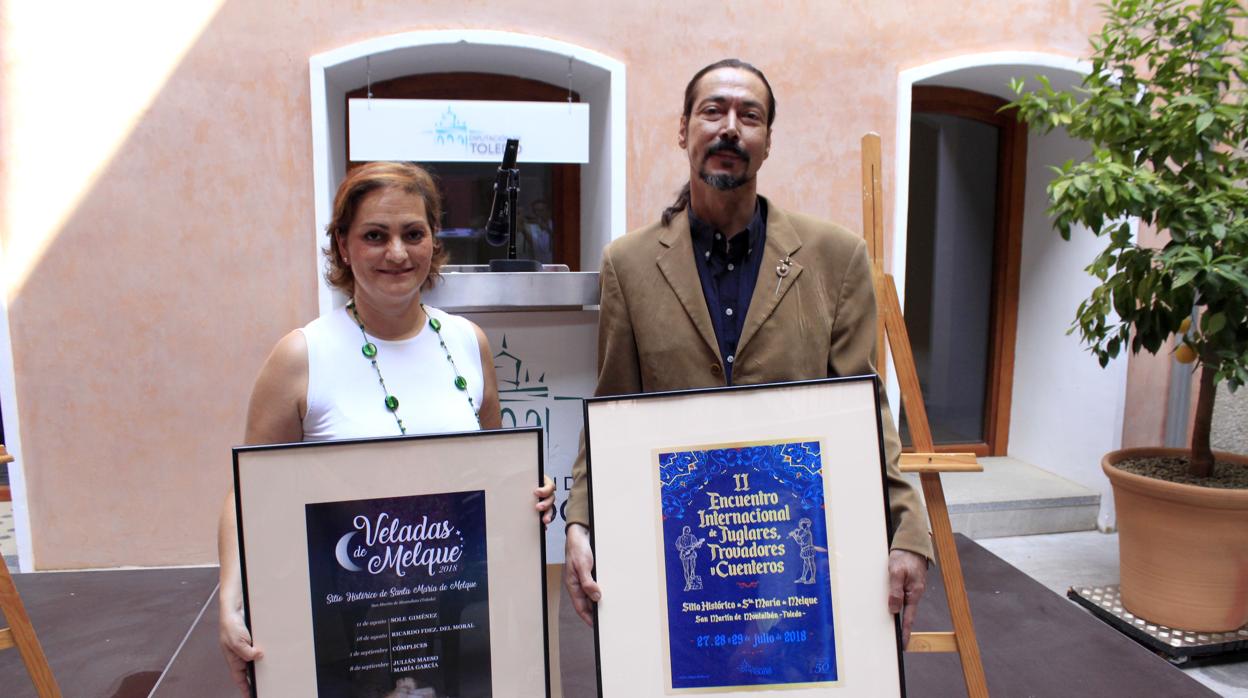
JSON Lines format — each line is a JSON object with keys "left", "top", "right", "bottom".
{"left": 1008, "top": 128, "right": 1127, "bottom": 529}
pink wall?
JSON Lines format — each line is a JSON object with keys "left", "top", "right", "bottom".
{"left": 1120, "top": 224, "right": 1174, "bottom": 448}
{"left": 3, "top": 1, "right": 1104, "bottom": 568}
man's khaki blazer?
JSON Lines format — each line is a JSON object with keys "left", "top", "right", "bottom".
{"left": 567, "top": 198, "right": 932, "bottom": 559}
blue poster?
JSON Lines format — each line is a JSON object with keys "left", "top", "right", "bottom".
{"left": 658, "top": 441, "right": 837, "bottom": 689}
{"left": 304, "top": 490, "right": 491, "bottom": 697}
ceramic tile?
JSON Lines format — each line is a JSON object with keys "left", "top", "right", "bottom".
{"left": 0, "top": 501, "right": 15, "bottom": 567}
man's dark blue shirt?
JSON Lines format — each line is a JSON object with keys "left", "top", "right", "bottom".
{"left": 688, "top": 198, "right": 767, "bottom": 384}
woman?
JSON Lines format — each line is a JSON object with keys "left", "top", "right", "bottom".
{"left": 217, "top": 162, "right": 556, "bottom": 695}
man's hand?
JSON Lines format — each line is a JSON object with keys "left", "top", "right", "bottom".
{"left": 563, "top": 523, "right": 602, "bottom": 626}
{"left": 887, "top": 549, "right": 928, "bottom": 648}
{"left": 535, "top": 476, "right": 556, "bottom": 526}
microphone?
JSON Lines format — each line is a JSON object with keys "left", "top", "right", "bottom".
{"left": 485, "top": 139, "right": 520, "bottom": 247}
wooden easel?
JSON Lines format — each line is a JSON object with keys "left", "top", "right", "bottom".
{"left": 860, "top": 134, "right": 989, "bottom": 697}
{"left": 0, "top": 445, "right": 60, "bottom": 697}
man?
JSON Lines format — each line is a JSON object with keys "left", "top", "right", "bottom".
{"left": 563, "top": 58, "right": 932, "bottom": 645}
{"left": 789, "top": 518, "right": 818, "bottom": 585}
{"left": 674, "top": 525, "right": 705, "bottom": 591}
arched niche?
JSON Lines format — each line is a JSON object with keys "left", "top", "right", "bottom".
{"left": 309, "top": 30, "right": 626, "bottom": 315}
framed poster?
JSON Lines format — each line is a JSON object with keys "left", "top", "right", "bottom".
{"left": 234, "top": 428, "right": 549, "bottom": 697}
{"left": 584, "top": 377, "right": 903, "bottom": 697}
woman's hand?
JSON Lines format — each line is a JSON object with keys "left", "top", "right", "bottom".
{"left": 535, "top": 476, "right": 556, "bottom": 525}
{"left": 219, "top": 487, "right": 266, "bottom": 697}
{"left": 218, "top": 596, "right": 262, "bottom": 696}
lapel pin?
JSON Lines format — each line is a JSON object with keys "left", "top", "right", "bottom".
{"left": 775, "top": 257, "right": 793, "bottom": 295}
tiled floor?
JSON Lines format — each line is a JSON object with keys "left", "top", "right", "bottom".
{"left": 1, "top": 501, "right": 16, "bottom": 572}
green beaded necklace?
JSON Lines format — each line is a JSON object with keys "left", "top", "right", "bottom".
{"left": 346, "top": 299, "right": 480, "bottom": 435}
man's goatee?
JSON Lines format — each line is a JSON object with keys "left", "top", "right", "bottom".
{"left": 700, "top": 172, "right": 751, "bottom": 191}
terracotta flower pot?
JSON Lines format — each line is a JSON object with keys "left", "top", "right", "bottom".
{"left": 1103, "top": 447, "right": 1248, "bottom": 632}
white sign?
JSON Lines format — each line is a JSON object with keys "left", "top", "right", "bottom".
{"left": 349, "top": 98, "right": 590, "bottom": 163}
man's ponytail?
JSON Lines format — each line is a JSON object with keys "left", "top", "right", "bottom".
{"left": 661, "top": 182, "right": 692, "bottom": 226}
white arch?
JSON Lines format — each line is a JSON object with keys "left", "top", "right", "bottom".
{"left": 891, "top": 52, "right": 1089, "bottom": 301}
{"left": 309, "top": 30, "right": 627, "bottom": 316}
{"left": 885, "top": 51, "right": 1090, "bottom": 409}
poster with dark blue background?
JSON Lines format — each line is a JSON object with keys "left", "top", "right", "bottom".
{"left": 658, "top": 440, "right": 837, "bottom": 689}
{"left": 304, "top": 490, "right": 491, "bottom": 697}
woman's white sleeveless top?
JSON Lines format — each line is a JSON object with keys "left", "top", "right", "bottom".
{"left": 300, "top": 306, "right": 484, "bottom": 441}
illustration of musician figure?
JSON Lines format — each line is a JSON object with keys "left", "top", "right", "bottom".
{"left": 675, "top": 525, "right": 705, "bottom": 591}
{"left": 788, "top": 518, "right": 825, "bottom": 585}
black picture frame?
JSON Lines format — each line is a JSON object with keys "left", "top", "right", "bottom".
{"left": 234, "top": 427, "right": 550, "bottom": 697}
{"left": 583, "top": 376, "right": 904, "bottom": 697}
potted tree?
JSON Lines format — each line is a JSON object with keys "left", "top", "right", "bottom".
{"left": 1010, "top": 0, "right": 1248, "bottom": 632}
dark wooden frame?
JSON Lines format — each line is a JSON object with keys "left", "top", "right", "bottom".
{"left": 346, "top": 73, "right": 582, "bottom": 270}
{"left": 909, "top": 86, "right": 1027, "bottom": 457}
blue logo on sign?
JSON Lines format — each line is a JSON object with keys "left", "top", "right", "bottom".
{"left": 434, "top": 107, "right": 469, "bottom": 148}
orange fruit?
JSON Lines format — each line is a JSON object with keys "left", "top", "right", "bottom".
{"left": 1179, "top": 317, "right": 1192, "bottom": 334}
{"left": 1175, "top": 343, "right": 1197, "bottom": 364}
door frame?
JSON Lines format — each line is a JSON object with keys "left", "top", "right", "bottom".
{"left": 907, "top": 85, "right": 1026, "bottom": 456}
{"left": 889, "top": 52, "right": 1091, "bottom": 457}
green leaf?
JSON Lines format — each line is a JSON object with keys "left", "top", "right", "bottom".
{"left": 1051, "top": 178, "right": 1071, "bottom": 202}
{"left": 1195, "top": 112, "right": 1215, "bottom": 133}
{"left": 1173, "top": 268, "right": 1200, "bottom": 287}
{"left": 1204, "top": 312, "right": 1227, "bottom": 335}
{"left": 1213, "top": 268, "right": 1248, "bottom": 287}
